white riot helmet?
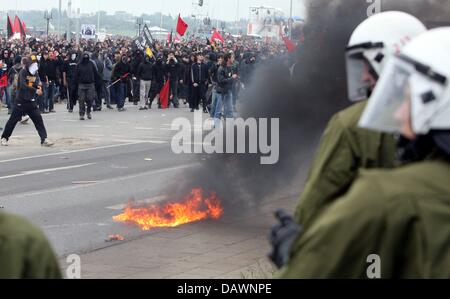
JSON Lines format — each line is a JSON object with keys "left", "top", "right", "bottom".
{"left": 359, "top": 27, "right": 450, "bottom": 136}
{"left": 346, "top": 11, "right": 427, "bottom": 102}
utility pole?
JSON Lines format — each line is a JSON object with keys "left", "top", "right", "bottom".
{"left": 75, "top": 7, "right": 80, "bottom": 45}
{"left": 137, "top": 17, "right": 144, "bottom": 36}
{"left": 58, "top": 0, "right": 62, "bottom": 38}
{"left": 97, "top": 0, "right": 100, "bottom": 39}
{"left": 67, "top": 0, "right": 72, "bottom": 41}
{"left": 289, "top": 0, "right": 293, "bottom": 39}
{"left": 44, "top": 10, "right": 53, "bottom": 37}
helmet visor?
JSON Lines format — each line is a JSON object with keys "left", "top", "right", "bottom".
{"left": 359, "top": 57, "right": 414, "bottom": 133}
{"left": 346, "top": 50, "right": 371, "bottom": 102}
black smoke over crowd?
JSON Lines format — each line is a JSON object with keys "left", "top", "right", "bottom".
{"left": 167, "top": 0, "right": 450, "bottom": 214}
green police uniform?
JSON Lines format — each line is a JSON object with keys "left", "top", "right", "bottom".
{"left": 280, "top": 158, "right": 450, "bottom": 278}
{"left": 0, "top": 212, "right": 62, "bottom": 279}
{"left": 294, "top": 100, "right": 397, "bottom": 226}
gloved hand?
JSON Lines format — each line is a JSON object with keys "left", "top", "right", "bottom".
{"left": 268, "top": 209, "right": 302, "bottom": 269}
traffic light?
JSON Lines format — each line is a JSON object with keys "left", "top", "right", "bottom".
{"left": 199, "top": 0, "right": 203, "bottom": 7}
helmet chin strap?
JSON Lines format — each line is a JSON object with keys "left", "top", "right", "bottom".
{"left": 397, "top": 135, "right": 436, "bottom": 163}
{"left": 397, "top": 131, "right": 450, "bottom": 162}
{"left": 433, "top": 130, "right": 450, "bottom": 157}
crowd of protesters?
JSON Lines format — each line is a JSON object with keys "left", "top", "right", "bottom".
{"left": 0, "top": 34, "right": 292, "bottom": 123}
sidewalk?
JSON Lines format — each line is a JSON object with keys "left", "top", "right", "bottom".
{"left": 69, "top": 196, "right": 297, "bottom": 279}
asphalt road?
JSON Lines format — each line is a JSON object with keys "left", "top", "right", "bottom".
{"left": 0, "top": 102, "right": 205, "bottom": 256}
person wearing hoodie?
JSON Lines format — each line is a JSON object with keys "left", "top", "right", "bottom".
{"left": 99, "top": 50, "right": 114, "bottom": 110}
{"left": 62, "top": 51, "right": 79, "bottom": 113}
{"left": 165, "top": 51, "right": 181, "bottom": 108}
{"left": 75, "top": 52, "right": 99, "bottom": 120}
{"left": 137, "top": 55, "right": 154, "bottom": 110}
{"left": 148, "top": 54, "right": 166, "bottom": 109}
{"left": 91, "top": 51, "right": 104, "bottom": 111}
{"left": 111, "top": 54, "right": 131, "bottom": 111}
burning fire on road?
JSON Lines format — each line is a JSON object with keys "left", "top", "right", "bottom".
{"left": 113, "top": 188, "right": 224, "bottom": 231}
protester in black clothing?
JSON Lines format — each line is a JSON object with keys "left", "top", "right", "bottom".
{"left": 1, "top": 55, "right": 53, "bottom": 147}
{"left": 148, "top": 54, "right": 166, "bottom": 109}
{"left": 165, "top": 52, "right": 180, "bottom": 108}
{"left": 91, "top": 51, "right": 104, "bottom": 111}
{"left": 75, "top": 53, "right": 99, "bottom": 120}
{"left": 131, "top": 50, "right": 144, "bottom": 105}
{"left": 45, "top": 52, "right": 60, "bottom": 113}
{"left": 7, "top": 56, "right": 23, "bottom": 111}
{"left": 111, "top": 54, "right": 131, "bottom": 111}
{"left": 179, "top": 55, "right": 192, "bottom": 106}
{"left": 137, "top": 55, "right": 154, "bottom": 110}
{"left": 37, "top": 51, "right": 49, "bottom": 112}
{"left": 239, "top": 52, "right": 257, "bottom": 88}
{"left": 190, "top": 53, "right": 209, "bottom": 113}
{"left": 63, "top": 52, "right": 79, "bottom": 113}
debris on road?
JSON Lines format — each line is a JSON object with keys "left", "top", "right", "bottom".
{"left": 106, "top": 234, "right": 125, "bottom": 242}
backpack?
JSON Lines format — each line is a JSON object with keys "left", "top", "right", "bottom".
{"left": 12, "top": 68, "right": 20, "bottom": 91}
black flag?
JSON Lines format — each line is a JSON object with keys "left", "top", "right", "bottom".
{"left": 7, "top": 15, "right": 14, "bottom": 39}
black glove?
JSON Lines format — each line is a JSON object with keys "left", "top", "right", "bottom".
{"left": 268, "top": 209, "right": 302, "bottom": 269}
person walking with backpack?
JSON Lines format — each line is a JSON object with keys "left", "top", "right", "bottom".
{"left": 7, "top": 55, "right": 29, "bottom": 125}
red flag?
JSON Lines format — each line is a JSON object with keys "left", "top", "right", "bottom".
{"left": 0, "top": 74, "right": 8, "bottom": 88}
{"left": 7, "top": 15, "right": 14, "bottom": 39}
{"left": 13, "top": 16, "right": 21, "bottom": 34}
{"left": 176, "top": 14, "right": 188, "bottom": 37}
{"left": 283, "top": 36, "right": 297, "bottom": 53}
{"left": 159, "top": 80, "right": 170, "bottom": 109}
{"left": 22, "top": 21, "right": 27, "bottom": 34}
{"left": 211, "top": 30, "right": 224, "bottom": 43}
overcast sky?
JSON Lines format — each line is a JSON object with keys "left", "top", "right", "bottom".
{"left": 2, "top": 0, "right": 306, "bottom": 21}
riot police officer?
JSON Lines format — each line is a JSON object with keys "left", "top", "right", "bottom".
{"left": 279, "top": 27, "right": 450, "bottom": 279}
{"left": 294, "top": 12, "right": 427, "bottom": 227}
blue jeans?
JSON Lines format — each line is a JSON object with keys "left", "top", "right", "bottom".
{"left": 5, "top": 86, "right": 12, "bottom": 109}
{"left": 214, "top": 91, "right": 233, "bottom": 127}
{"left": 45, "top": 81, "right": 56, "bottom": 111}
{"left": 38, "top": 82, "right": 48, "bottom": 112}
{"left": 112, "top": 82, "right": 126, "bottom": 109}
{"left": 210, "top": 89, "right": 218, "bottom": 118}
{"left": 1, "top": 87, "right": 11, "bottom": 109}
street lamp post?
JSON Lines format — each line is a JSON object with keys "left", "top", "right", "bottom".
{"left": 137, "top": 17, "right": 144, "bottom": 36}
{"left": 58, "top": 0, "right": 62, "bottom": 38}
{"left": 44, "top": 10, "right": 53, "bottom": 37}
{"left": 289, "top": 0, "right": 293, "bottom": 39}
{"left": 67, "top": 0, "right": 72, "bottom": 41}
{"left": 75, "top": 7, "right": 80, "bottom": 45}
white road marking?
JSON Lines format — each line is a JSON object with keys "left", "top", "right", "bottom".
{"left": 0, "top": 163, "right": 96, "bottom": 180}
{"left": 12, "top": 163, "right": 199, "bottom": 198}
{"left": 106, "top": 195, "right": 167, "bottom": 210}
{"left": 134, "top": 127, "right": 154, "bottom": 130}
{"left": 113, "top": 139, "right": 167, "bottom": 144}
{"left": 0, "top": 142, "right": 144, "bottom": 164}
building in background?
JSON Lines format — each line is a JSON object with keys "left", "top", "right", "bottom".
{"left": 247, "top": 6, "right": 287, "bottom": 42}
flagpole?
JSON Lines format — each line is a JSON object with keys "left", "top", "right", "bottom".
{"left": 58, "top": 0, "right": 62, "bottom": 38}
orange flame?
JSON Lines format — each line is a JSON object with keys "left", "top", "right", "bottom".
{"left": 113, "top": 188, "right": 224, "bottom": 231}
